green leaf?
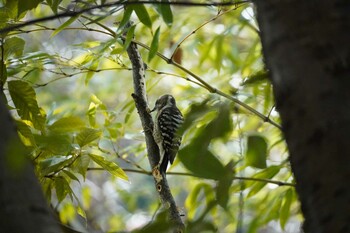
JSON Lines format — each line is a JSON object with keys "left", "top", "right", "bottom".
{"left": 3, "top": 0, "right": 18, "bottom": 19}
{"left": 46, "top": 0, "right": 62, "bottom": 14}
{"left": 40, "top": 155, "right": 74, "bottom": 176}
{"left": 178, "top": 98, "right": 211, "bottom": 135}
{"left": 280, "top": 189, "right": 293, "bottom": 229}
{"left": 247, "top": 166, "right": 281, "bottom": 197}
{"left": 16, "top": 120, "right": 36, "bottom": 147}
{"left": 8, "top": 80, "right": 46, "bottom": 131}
{"left": 51, "top": 14, "right": 80, "bottom": 37}
{"left": 123, "top": 24, "right": 136, "bottom": 50}
{"left": 159, "top": 0, "right": 173, "bottom": 26}
{"left": 132, "top": 4, "right": 152, "bottom": 28}
{"left": 89, "top": 154, "right": 128, "bottom": 181}
{"left": 72, "top": 154, "right": 91, "bottom": 179}
{"left": 17, "top": 0, "right": 43, "bottom": 17}
{"left": 55, "top": 176, "right": 70, "bottom": 203}
{"left": 76, "top": 128, "right": 102, "bottom": 147}
{"left": 3, "top": 36, "right": 25, "bottom": 59}
{"left": 118, "top": 6, "right": 133, "bottom": 31}
{"left": 179, "top": 103, "right": 232, "bottom": 179}
{"left": 179, "top": 143, "right": 225, "bottom": 180}
{"left": 85, "top": 59, "right": 99, "bottom": 85}
{"left": 62, "top": 170, "right": 80, "bottom": 183}
{"left": 246, "top": 134, "right": 267, "bottom": 169}
{"left": 35, "top": 134, "right": 72, "bottom": 154}
{"left": 216, "top": 161, "right": 234, "bottom": 208}
{"left": 0, "top": 59, "right": 7, "bottom": 85}
{"left": 48, "top": 116, "right": 86, "bottom": 133}
{"left": 148, "top": 26, "right": 160, "bottom": 62}
{"left": 241, "top": 70, "right": 270, "bottom": 86}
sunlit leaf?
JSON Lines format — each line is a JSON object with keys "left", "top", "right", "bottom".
{"left": 51, "top": 14, "right": 80, "bottom": 37}
{"left": 3, "top": 36, "right": 25, "bottom": 59}
{"left": 246, "top": 134, "right": 267, "bottom": 169}
{"left": 55, "top": 176, "right": 70, "bottom": 203}
{"left": 62, "top": 170, "right": 80, "bottom": 183}
{"left": 77, "top": 205, "right": 87, "bottom": 220}
{"left": 280, "top": 189, "right": 294, "bottom": 229}
{"left": 48, "top": 116, "right": 86, "bottom": 133}
{"left": 40, "top": 155, "right": 74, "bottom": 176}
{"left": 85, "top": 59, "right": 99, "bottom": 85}
{"left": 72, "top": 154, "right": 91, "bottom": 179}
{"left": 247, "top": 166, "right": 281, "bottom": 197}
{"left": 35, "top": 134, "right": 72, "bottom": 154}
{"left": 82, "top": 186, "right": 91, "bottom": 209}
{"left": 15, "top": 120, "right": 36, "bottom": 147}
{"left": 8, "top": 80, "right": 46, "bottom": 131}
{"left": 76, "top": 128, "right": 102, "bottom": 147}
{"left": 59, "top": 202, "right": 76, "bottom": 224}
{"left": 148, "top": 26, "right": 160, "bottom": 62}
{"left": 89, "top": 154, "right": 128, "bottom": 181}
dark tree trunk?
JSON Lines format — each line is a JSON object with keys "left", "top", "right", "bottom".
{"left": 0, "top": 100, "right": 61, "bottom": 233}
{"left": 254, "top": 1, "right": 350, "bottom": 232}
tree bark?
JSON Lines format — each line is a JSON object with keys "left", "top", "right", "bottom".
{"left": 0, "top": 100, "right": 61, "bottom": 233}
{"left": 254, "top": 1, "right": 350, "bottom": 232}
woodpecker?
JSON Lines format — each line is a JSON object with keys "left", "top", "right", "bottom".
{"left": 151, "top": 94, "right": 184, "bottom": 174}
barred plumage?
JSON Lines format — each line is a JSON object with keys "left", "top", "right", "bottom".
{"left": 151, "top": 95, "right": 184, "bottom": 173}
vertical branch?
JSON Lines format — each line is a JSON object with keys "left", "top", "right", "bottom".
{"left": 125, "top": 27, "right": 185, "bottom": 232}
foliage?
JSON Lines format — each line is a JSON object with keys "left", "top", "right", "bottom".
{"left": 0, "top": 0, "right": 299, "bottom": 232}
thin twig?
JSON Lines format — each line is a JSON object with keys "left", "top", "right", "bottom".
{"left": 87, "top": 168, "right": 295, "bottom": 187}
{"left": 170, "top": 6, "right": 240, "bottom": 60}
{"left": 0, "top": 1, "right": 249, "bottom": 34}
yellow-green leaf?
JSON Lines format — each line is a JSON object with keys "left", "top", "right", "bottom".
{"left": 51, "top": 14, "right": 80, "bottom": 37}
{"left": 8, "top": 80, "right": 46, "bottom": 131}
{"left": 48, "top": 116, "right": 86, "bottom": 133}
{"left": 3, "top": 37, "right": 25, "bottom": 59}
{"left": 55, "top": 177, "right": 70, "bottom": 203}
{"left": 76, "top": 128, "right": 102, "bottom": 147}
{"left": 89, "top": 154, "right": 128, "bottom": 181}
{"left": 280, "top": 189, "right": 294, "bottom": 229}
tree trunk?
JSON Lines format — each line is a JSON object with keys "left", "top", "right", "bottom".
{"left": 0, "top": 100, "right": 61, "bottom": 233}
{"left": 254, "top": 1, "right": 350, "bottom": 232}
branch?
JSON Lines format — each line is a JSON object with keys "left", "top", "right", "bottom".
{"left": 87, "top": 168, "right": 295, "bottom": 187}
{"left": 0, "top": 1, "right": 249, "bottom": 35}
{"left": 124, "top": 24, "right": 185, "bottom": 232}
